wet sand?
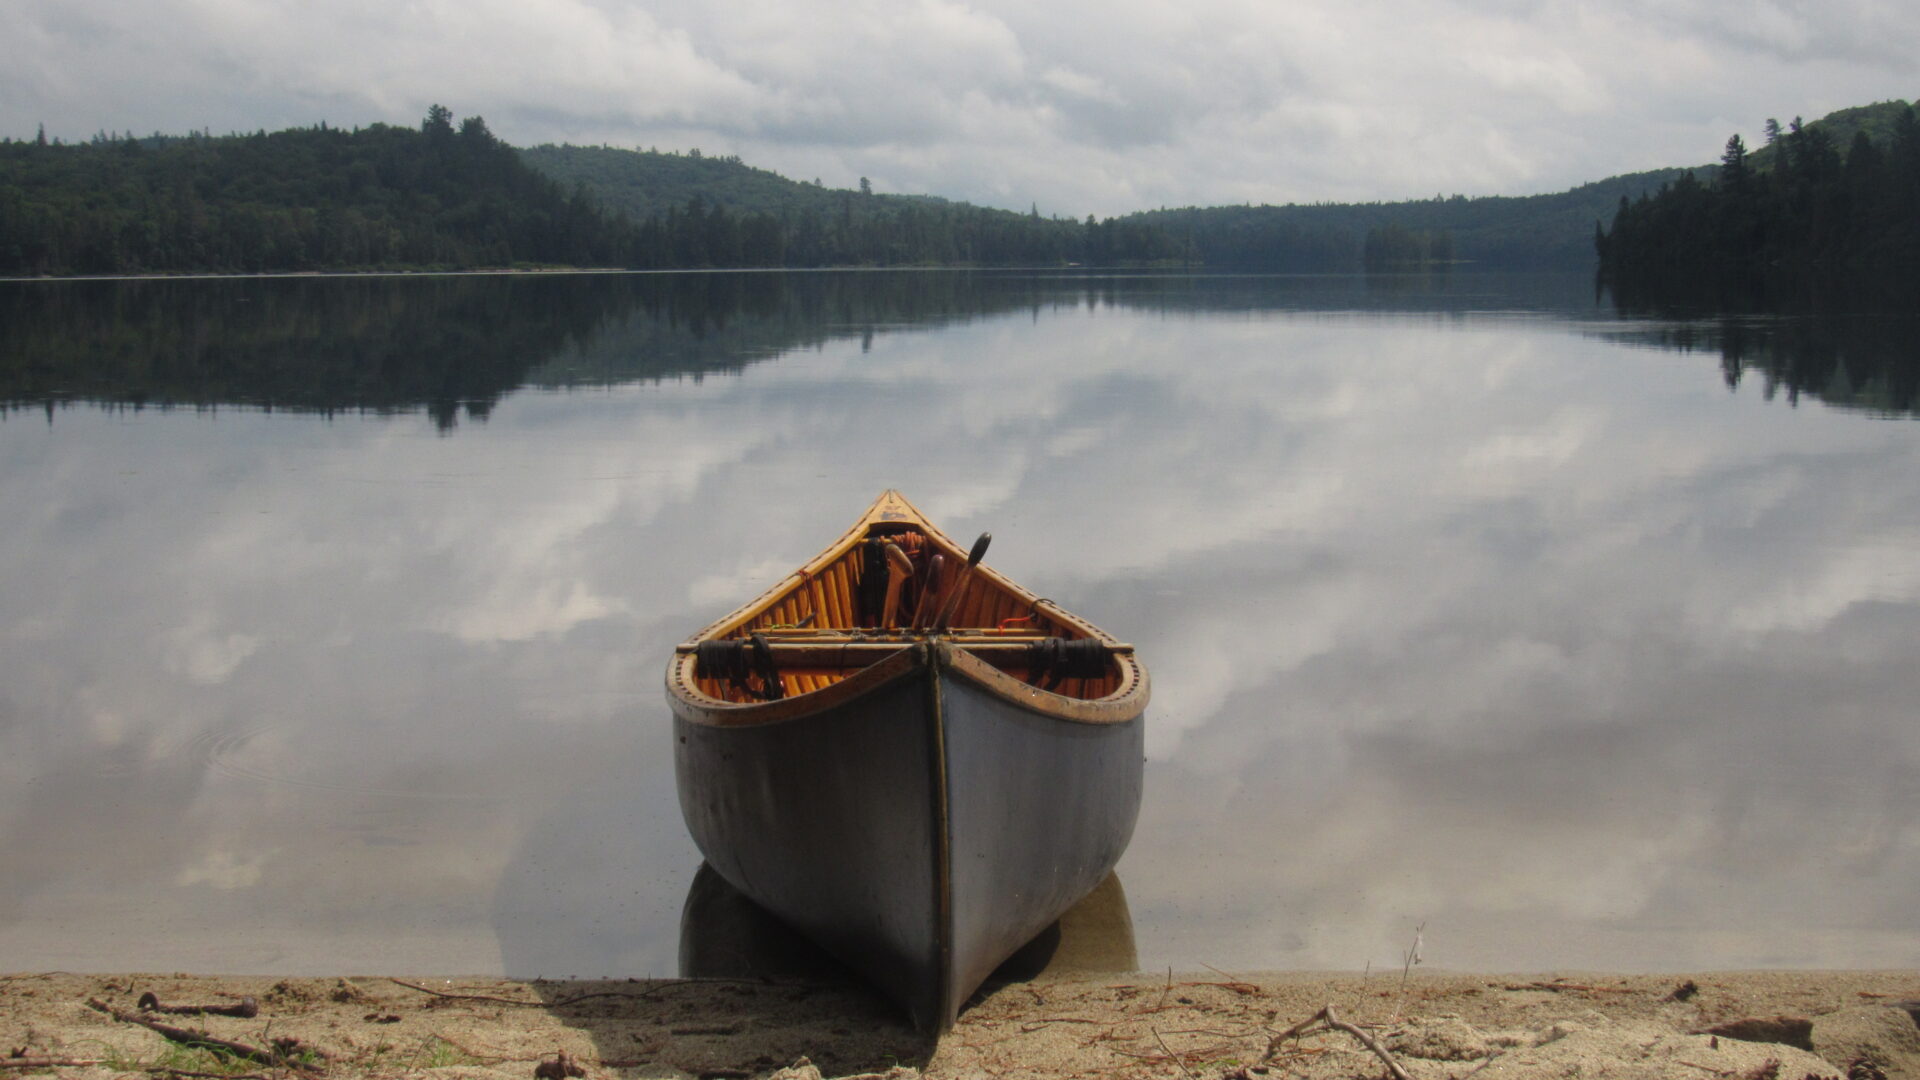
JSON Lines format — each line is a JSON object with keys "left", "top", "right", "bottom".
{"left": 4, "top": 970, "right": 1917, "bottom": 1078}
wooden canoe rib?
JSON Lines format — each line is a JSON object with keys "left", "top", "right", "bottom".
{"left": 667, "top": 491, "right": 1148, "bottom": 1032}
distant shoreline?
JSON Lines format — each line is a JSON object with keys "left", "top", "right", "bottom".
{"left": 0, "top": 264, "right": 1138, "bottom": 284}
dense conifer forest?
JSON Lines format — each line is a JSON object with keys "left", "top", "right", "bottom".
{"left": 0, "top": 110, "right": 1175, "bottom": 275}
{"left": 1597, "top": 101, "right": 1920, "bottom": 309}
{"left": 5, "top": 99, "right": 1914, "bottom": 281}
{"left": 0, "top": 108, "right": 645, "bottom": 275}
{"left": 522, "top": 143, "right": 1179, "bottom": 267}
{"left": 1114, "top": 166, "right": 1703, "bottom": 273}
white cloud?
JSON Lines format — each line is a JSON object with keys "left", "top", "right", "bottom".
{"left": 162, "top": 624, "right": 261, "bottom": 686}
{"left": 176, "top": 847, "right": 270, "bottom": 890}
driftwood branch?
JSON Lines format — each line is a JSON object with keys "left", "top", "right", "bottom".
{"left": 84, "top": 998, "right": 325, "bottom": 1072}
{"left": 1261, "top": 1004, "right": 1414, "bottom": 1080}
{"left": 137, "top": 991, "right": 260, "bottom": 1018}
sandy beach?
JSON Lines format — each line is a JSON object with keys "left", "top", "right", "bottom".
{"left": 4, "top": 970, "right": 1916, "bottom": 1079}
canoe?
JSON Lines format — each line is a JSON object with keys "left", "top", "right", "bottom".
{"left": 666, "top": 491, "right": 1148, "bottom": 1032}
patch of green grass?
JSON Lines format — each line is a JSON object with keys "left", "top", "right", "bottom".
{"left": 410, "top": 1036, "right": 481, "bottom": 1070}
{"left": 93, "top": 1041, "right": 264, "bottom": 1076}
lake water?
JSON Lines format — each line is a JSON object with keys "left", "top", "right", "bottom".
{"left": 2, "top": 270, "right": 1917, "bottom": 980}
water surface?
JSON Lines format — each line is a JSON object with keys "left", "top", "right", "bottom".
{"left": 2, "top": 270, "right": 1916, "bottom": 978}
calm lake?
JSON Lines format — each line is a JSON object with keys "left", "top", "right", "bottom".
{"left": 2, "top": 270, "right": 1916, "bottom": 979}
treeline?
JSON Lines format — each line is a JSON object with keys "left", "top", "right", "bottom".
{"left": 1597, "top": 103, "right": 1920, "bottom": 308}
{"left": 525, "top": 143, "right": 1182, "bottom": 267}
{"left": 0, "top": 116, "right": 1181, "bottom": 277}
{"left": 0, "top": 108, "right": 644, "bottom": 275}
{"left": 1112, "top": 165, "right": 1702, "bottom": 273}
{"left": 620, "top": 193, "right": 1182, "bottom": 268}
{"left": 536, "top": 140, "right": 1696, "bottom": 274}
{"left": 5, "top": 104, "right": 1819, "bottom": 278}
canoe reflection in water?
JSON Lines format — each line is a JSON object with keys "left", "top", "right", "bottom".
{"left": 668, "top": 492, "right": 1148, "bottom": 1032}
{"left": 680, "top": 862, "right": 1138, "bottom": 986}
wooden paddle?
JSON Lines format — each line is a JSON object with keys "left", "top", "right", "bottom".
{"left": 882, "top": 542, "right": 914, "bottom": 630}
{"left": 909, "top": 554, "right": 945, "bottom": 632}
{"left": 933, "top": 532, "right": 992, "bottom": 632}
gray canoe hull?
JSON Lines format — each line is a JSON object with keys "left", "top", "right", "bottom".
{"left": 672, "top": 642, "right": 1144, "bottom": 1031}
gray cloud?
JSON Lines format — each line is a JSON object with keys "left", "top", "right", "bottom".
{"left": 6, "top": 0, "right": 1918, "bottom": 214}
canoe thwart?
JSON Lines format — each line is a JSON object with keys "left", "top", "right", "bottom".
{"left": 690, "top": 635, "right": 1133, "bottom": 692}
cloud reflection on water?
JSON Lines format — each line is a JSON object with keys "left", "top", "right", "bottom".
{"left": 0, "top": 276, "right": 1916, "bottom": 978}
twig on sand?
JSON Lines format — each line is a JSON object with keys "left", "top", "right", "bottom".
{"left": 388, "top": 979, "right": 544, "bottom": 1007}
{"left": 1191, "top": 964, "right": 1260, "bottom": 996}
{"left": 388, "top": 979, "right": 647, "bottom": 1010}
{"left": 1262, "top": 1004, "right": 1414, "bottom": 1080}
{"left": 1017, "top": 1017, "right": 1102, "bottom": 1032}
{"left": 1150, "top": 1029, "right": 1198, "bottom": 1080}
{"left": 1390, "top": 922, "right": 1425, "bottom": 1023}
{"left": 1160, "top": 1025, "right": 1261, "bottom": 1038}
{"left": 1502, "top": 980, "right": 1637, "bottom": 994}
{"left": 2, "top": 1058, "right": 105, "bottom": 1069}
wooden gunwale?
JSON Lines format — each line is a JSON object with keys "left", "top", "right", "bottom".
{"left": 673, "top": 639, "right": 1135, "bottom": 657}
{"left": 668, "top": 644, "right": 929, "bottom": 728}
{"left": 940, "top": 642, "right": 1146, "bottom": 725}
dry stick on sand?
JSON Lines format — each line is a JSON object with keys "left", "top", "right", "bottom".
{"left": 388, "top": 978, "right": 655, "bottom": 1010}
{"left": 1263, "top": 1005, "right": 1414, "bottom": 1080}
{"left": 1150, "top": 1029, "right": 1199, "bottom": 1080}
{"left": 389, "top": 979, "right": 547, "bottom": 1007}
{"left": 1390, "top": 921, "right": 1425, "bottom": 1023}
{"left": 1, "top": 1059, "right": 106, "bottom": 1070}
{"left": 1502, "top": 980, "right": 1638, "bottom": 994}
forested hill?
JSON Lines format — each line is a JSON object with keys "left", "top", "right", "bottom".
{"left": 1598, "top": 100, "right": 1920, "bottom": 310}
{"left": 1113, "top": 165, "right": 1706, "bottom": 272}
{"left": 520, "top": 143, "right": 870, "bottom": 222}
{"left": 0, "top": 108, "right": 645, "bottom": 276}
{"left": 1745, "top": 99, "right": 1917, "bottom": 172}
{"left": 518, "top": 143, "right": 1176, "bottom": 267}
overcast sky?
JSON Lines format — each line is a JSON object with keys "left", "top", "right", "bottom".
{"left": 5, "top": 0, "right": 1917, "bottom": 216}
